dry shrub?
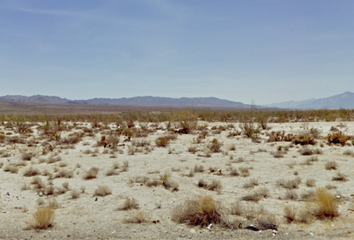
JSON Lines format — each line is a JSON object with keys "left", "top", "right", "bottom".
{"left": 172, "top": 196, "right": 225, "bottom": 227}
{"left": 22, "top": 152, "right": 33, "bottom": 161}
{"left": 31, "top": 176, "right": 46, "bottom": 190}
{"left": 155, "top": 137, "right": 170, "bottom": 147}
{"left": 311, "top": 188, "right": 338, "bottom": 219}
{"left": 197, "top": 179, "right": 222, "bottom": 192}
{"left": 94, "top": 185, "right": 112, "bottom": 197}
{"left": 332, "top": 171, "right": 348, "bottom": 181}
{"left": 231, "top": 201, "right": 243, "bottom": 216}
{"left": 305, "top": 178, "right": 316, "bottom": 187}
{"left": 284, "top": 190, "right": 298, "bottom": 200}
{"left": 194, "top": 164, "right": 204, "bottom": 173}
{"left": 207, "top": 138, "right": 222, "bottom": 153}
{"left": 123, "top": 211, "right": 147, "bottom": 224}
{"left": 121, "top": 161, "right": 129, "bottom": 172}
{"left": 70, "top": 189, "right": 80, "bottom": 199}
{"left": 284, "top": 205, "right": 296, "bottom": 223}
{"left": 343, "top": 149, "right": 353, "bottom": 156}
{"left": 229, "top": 167, "right": 239, "bottom": 176}
{"left": 243, "top": 178, "right": 259, "bottom": 189}
{"left": 291, "top": 133, "right": 315, "bottom": 145}
{"left": 325, "top": 161, "right": 337, "bottom": 170}
{"left": 299, "top": 146, "right": 313, "bottom": 156}
{"left": 239, "top": 167, "right": 250, "bottom": 177}
{"left": 284, "top": 205, "right": 312, "bottom": 224}
{"left": 84, "top": 167, "right": 99, "bottom": 180}
{"left": 188, "top": 146, "right": 198, "bottom": 154}
{"left": 32, "top": 207, "right": 55, "bottom": 229}
{"left": 3, "top": 165, "right": 19, "bottom": 173}
{"left": 277, "top": 177, "right": 301, "bottom": 189}
{"left": 326, "top": 132, "right": 350, "bottom": 146}
{"left": 119, "top": 198, "right": 139, "bottom": 211}
{"left": 47, "top": 156, "right": 61, "bottom": 164}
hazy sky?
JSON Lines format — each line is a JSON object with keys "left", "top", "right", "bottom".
{"left": 0, "top": 0, "right": 353, "bottom": 104}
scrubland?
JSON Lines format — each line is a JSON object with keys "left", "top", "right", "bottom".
{"left": 1, "top": 108, "right": 354, "bottom": 239}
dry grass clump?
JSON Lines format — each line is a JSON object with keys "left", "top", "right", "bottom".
{"left": 229, "top": 167, "right": 239, "bottom": 176}
{"left": 188, "top": 146, "right": 198, "bottom": 154}
{"left": 332, "top": 171, "right": 348, "bottom": 182}
{"left": 70, "top": 189, "right": 80, "bottom": 199}
{"left": 243, "top": 178, "right": 259, "bottom": 189}
{"left": 284, "top": 190, "right": 298, "bottom": 200}
{"left": 3, "top": 164, "right": 19, "bottom": 173}
{"left": 194, "top": 164, "right": 204, "bottom": 173}
{"left": 326, "top": 132, "right": 350, "bottom": 146}
{"left": 207, "top": 138, "right": 223, "bottom": 153}
{"left": 121, "top": 161, "right": 129, "bottom": 172}
{"left": 197, "top": 179, "right": 222, "bottom": 192}
{"left": 118, "top": 198, "right": 139, "bottom": 211}
{"left": 22, "top": 152, "right": 33, "bottom": 161}
{"left": 84, "top": 167, "right": 99, "bottom": 180}
{"left": 231, "top": 201, "right": 243, "bottom": 216}
{"left": 311, "top": 188, "right": 338, "bottom": 219}
{"left": 343, "top": 149, "right": 353, "bottom": 156}
{"left": 123, "top": 211, "right": 147, "bottom": 224}
{"left": 155, "top": 136, "right": 171, "bottom": 147}
{"left": 31, "top": 207, "right": 55, "bottom": 229}
{"left": 94, "top": 185, "right": 112, "bottom": 197}
{"left": 305, "top": 178, "right": 316, "bottom": 187}
{"left": 277, "top": 177, "right": 301, "bottom": 189}
{"left": 47, "top": 156, "right": 61, "bottom": 164}
{"left": 325, "top": 160, "right": 337, "bottom": 170}
{"left": 299, "top": 146, "right": 314, "bottom": 156}
{"left": 172, "top": 196, "right": 225, "bottom": 227}
{"left": 239, "top": 167, "right": 250, "bottom": 177}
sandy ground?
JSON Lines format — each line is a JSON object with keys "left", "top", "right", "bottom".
{"left": 1, "top": 120, "right": 354, "bottom": 239}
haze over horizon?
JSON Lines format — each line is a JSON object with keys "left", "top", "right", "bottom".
{"left": 1, "top": 1, "right": 353, "bottom": 105}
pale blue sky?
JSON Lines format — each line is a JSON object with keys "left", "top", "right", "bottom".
{"left": 0, "top": 0, "right": 353, "bottom": 104}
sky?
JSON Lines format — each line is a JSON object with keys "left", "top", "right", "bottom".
{"left": 0, "top": 0, "right": 353, "bottom": 105}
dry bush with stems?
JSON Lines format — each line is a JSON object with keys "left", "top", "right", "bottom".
{"left": 84, "top": 167, "right": 99, "bottom": 180}
{"left": 239, "top": 167, "right": 250, "bottom": 177}
{"left": 231, "top": 201, "right": 243, "bottom": 216}
{"left": 197, "top": 179, "right": 222, "bottom": 192}
{"left": 31, "top": 207, "right": 55, "bottom": 229}
{"left": 325, "top": 161, "right": 337, "bottom": 170}
{"left": 188, "top": 146, "right": 198, "bottom": 154}
{"left": 123, "top": 211, "right": 147, "bottom": 224}
{"left": 207, "top": 138, "right": 223, "bottom": 153}
{"left": 121, "top": 161, "right": 129, "bottom": 172}
{"left": 194, "top": 164, "right": 204, "bottom": 173}
{"left": 229, "top": 167, "right": 239, "bottom": 176}
{"left": 332, "top": 171, "right": 348, "bottom": 181}
{"left": 326, "top": 132, "right": 350, "bottom": 146}
{"left": 277, "top": 177, "right": 301, "bottom": 189}
{"left": 243, "top": 178, "right": 259, "bottom": 189}
{"left": 94, "top": 185, "right": 112, "bottom": 196}
{"left": 22, "top": 152, "right": 33, "bottom": 161}
{"left": 118, "top": 198, "right": 139, "bottom": 211}
{"left": 284, "top": 190, "right": 298, "bottom": 200}
{"left": 305, "top": 178, "right": 316, "bottom": 187}
{"left": 172, "top": 196, "right": 226, "bottom": 227}
{"left": 3, "top": 165, "right": 19, "bottom": 173}
{"left": 70, "top": 189, "right": 80, "bottom": 199}
{"left": 155, "top": 137, "right": 171, "bottom": 147}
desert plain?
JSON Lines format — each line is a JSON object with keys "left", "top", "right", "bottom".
{"left": 1, "top": 111, "right": 354, "bottom": 239}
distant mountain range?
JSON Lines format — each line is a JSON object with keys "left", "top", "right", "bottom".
{"left": 268, "top": 91, "right": 354, "bottom": 109}
{"left": 0, "top": 91, "right": 353, "bottom": 109}
{"left": 0, "top": 95, "right": 253, "bottom": 108}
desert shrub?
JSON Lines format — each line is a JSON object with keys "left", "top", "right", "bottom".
{"left": 229, "top": 167, "right": 239, "bottom": 176}
{"left": 207, "top": 138, "right": 222, "bottom": 153}
{"left": 240, "top": 121, "right": 260, "bottom": 140}
{"left": 194, "top": 164, "right": 204, "bottom": 173}
{"left": 121, "top": 161, "right": 129, "bottom": 172}
{"left": 32, "top": 207, "right": 55, "bottom": 229}
{"left": 118, "top": 198, "right": 139, "bottom": 211}
{"left": 172, "top": 196, "right": 225, "bottom": 227}
{"left": 188, "top": 146, "right": 198, "bottom": 154}
{"left": 70, "top": 189, "right": 80, "bottom": 199}
{"left": 326, "top": 132, "right": 350, "bottom": 146}
{"left": 305, "top": 178, "right": 316, "bottom": 187}
{"left": 197, "top": 179, "right": 222, "bottom": 192}
{"left": 241, "top": 192, "right": 262, "bottom": 202}
{"left": 84, "top": 167, "right": 99, "bottom": 180}
{"left": 22, "top": 152, "right": 33, "bottom": 161}
{"left": 227, "top": 131, "right": 241, "bottom": 138}
{"left": 292, "top": 133, "right": 315, "bottom": 145}
{"left": 311, "top": 188, "right": 338, "bottom": 219}
{"left": 277, "top": 177, "right": 301, "bottom": 189}
{"left": 284, "top": 205, "right": 296, "bottom": 223}
{"left": 284, "top": 190, "right": 298, "bottom": 200}
{"left": 332, "top": 171, "right": 348, "bottom": 181}
{"left": 243, "top": 178, "right": 259, "bottom": 189}
{"left": 325, "top": 161, "right": 337, "bottom": 170}
{"left": 231, "top": 201, "right": 243, "bottom": 216}
{"left": 239, "top": 167, "right": 250, "bottom": 177}
{"left": 94, "top": 185, "right": 112, "bottom": 197}
{"left": 3, "top": 165, "right": 19, "bottom": 173}
{"left": 299, "top": 146, "right": 314, "bottom": 156}
{"left": 123, "top": 211, "right": 147, "bottom": 224}
{"left": 342, "top": 149, "right": 353, "bottom": 156}
{"left": 155, "top": 137, "right": 170, "bottom": 147}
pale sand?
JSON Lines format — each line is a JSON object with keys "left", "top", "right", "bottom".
{"left": 1, "top": 121, "right": 354, "bottom": 239}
